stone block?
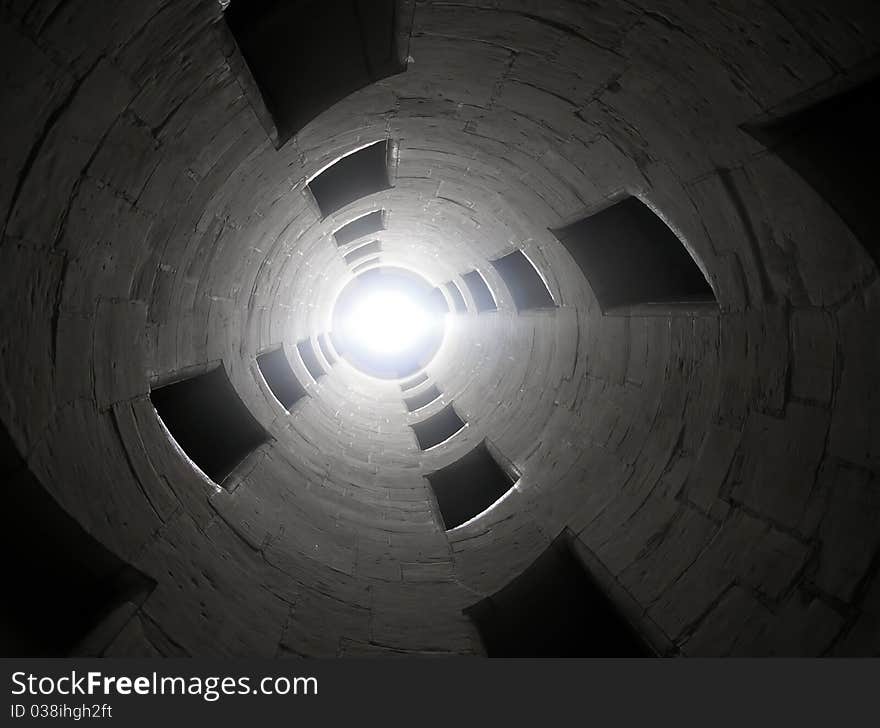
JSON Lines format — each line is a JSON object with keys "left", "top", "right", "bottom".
{"left": 731, "top": 403, "right": 828, "bottom": 530}
{"left": 791, "top": 307, "right": 835, "bottom": 405}
{"left": 7, "top": 59, "right": 137, "bottom": 246}
{"left": 94, "top": 299, "right": 149, "bottom": 409}
{"left": 682, "top": 586, "right": 773, "bottom": 656}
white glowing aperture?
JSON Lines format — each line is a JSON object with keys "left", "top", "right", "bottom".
{"left": 342, "top": 289, "right": 433, "bottom": 355}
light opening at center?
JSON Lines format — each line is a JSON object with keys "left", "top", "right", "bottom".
{"left": 343, "top": 290, "right": 432, "bottom": 355}
{"left": 331, "top": 267, "right": 446, "bottom": 379}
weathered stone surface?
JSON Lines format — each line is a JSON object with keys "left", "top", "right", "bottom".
{"left": 620, "top": 507, "right": 718, "bottom": 607}
{"left": 27, "top": 401, "right": 162, "bottom": 561}
{"left": 717, "top": 306, "right": 790, "bottom": 425}
{"left": 0, "top": 243, "right": 63, "bottom": 450}
{"left": 135, "top": 513, "right": 288, "bottom": 657}
{"left": 759, "top": 593, "right": 844, "bottom": 657}
{"left": 731, "top": 404, "right": 828, "bottom": 530}
{"left": 684, "top": 424, "right": 740, "bottom": 515}
{"left": 279, "top": 590, "right": 371, "bottom": 657}
{"left": 790, "top": 308, "right": 835, "bottom": 406}
{"left": 111, "top": 400, "right": 180, "bottom": 523}
{"left": 649, "top": 510, "right": 808, "bottom": 638}
{"left": 103, "top": 613, "right": 165, "bottom": 658}
{"left": 682, "top": 586, "right": 773, "bottom": 657}
{"left": 94, "top": 299, "right": 149, "bottom": 409}
{"left": 0, "top": 24, "right": 74, "bottom": 227}
{"left": 745, "top": 154, "right": 874, "bottom": 308}
{"left": 7, "top": 59, "right": 137, "bottom": 246}
{"left": 370, "top": 580, "right": 478, "bottom": 654}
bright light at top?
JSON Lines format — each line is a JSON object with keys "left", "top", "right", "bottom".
{"left": 331, "top": 267, "right": 446, "bottom": 378}
{"left": 343, "top": 290, "right": 433, "bottom": 355}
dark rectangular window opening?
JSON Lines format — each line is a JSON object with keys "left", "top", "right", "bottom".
{"left": 334, "top": 210, "right": 385, "bottom": 246}
{"left": 308, "top": 141, "right": 391, "bottom": 218}
{"left": 400, "top": 371, "right": 429, "bottom": 391}
{"left": 491, "top": 250, "right": 556, "bottom": 312}
{"left": 445, "top": 281, "right": 468, "bottom": 313}
{"left": 318, "top": 333, "right": 337, "bottom": 366}
{"left": 745, "top": 75, "right": 880, "bottom": 269}
{"left": 404, "top": 383, "right": 442, "bottom": 412}
{"left": 150, "top": 366, "right": 268, "bottom": 485}
{"left": 552, "top": 196, "right": 716, "bottom": 312}
{"left": 297, "top": 338, "right": 326, "bottom": 381}
{"left": 464, "top": 533, "right": 654, "bottom": 657}
{"left": 411, "top": 403, "right": 465, "bottom": 450}
{"left": 344, "top": 240, "right": 382, "bottom": 265}
{"left": 224, "top": 0, "right": 405, "bottom": 146}
{"left": 461, "top": 270, "right": 497, "bottom": 313}
{"left": 257, "top": 347, "right": 307, "bottom": 410}
{"left": 426, "top": 441, "right": 515, "bottom": 530}
{"left": 1, "top": 421, "right": 156, "bottom": 657}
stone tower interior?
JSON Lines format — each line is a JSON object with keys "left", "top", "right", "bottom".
{"left": 1, "top": 0, "right": 879, "bottom": 658}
